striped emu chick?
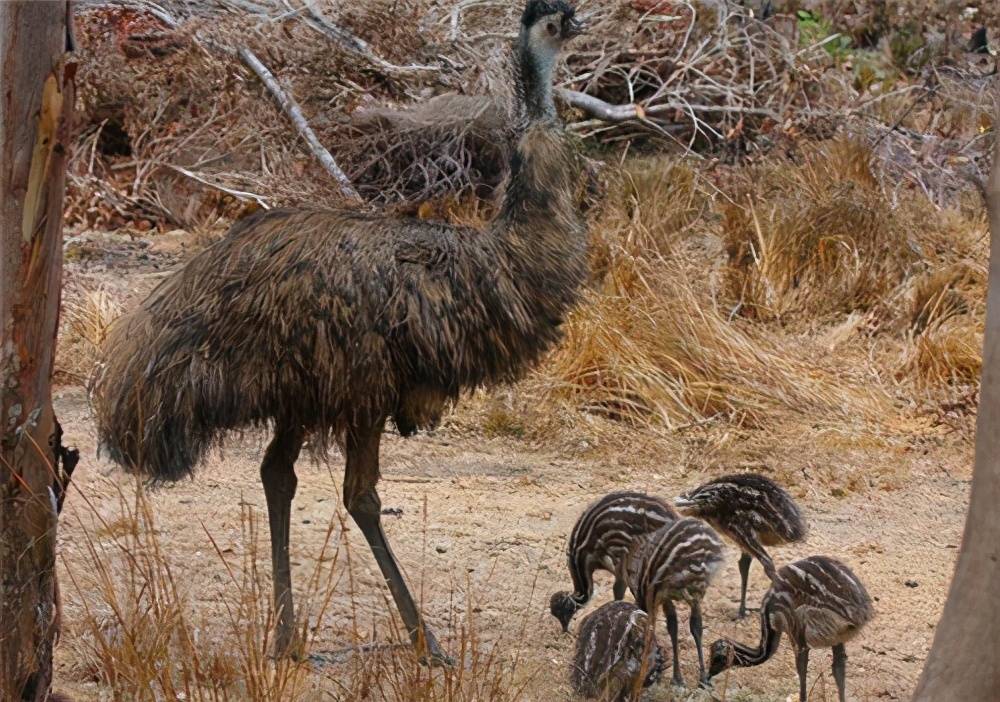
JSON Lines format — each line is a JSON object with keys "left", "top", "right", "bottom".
{"left": 708, "top": 556, "right": 873, "bottom": 702}
{"left": 550, "top": 491, "right": 677, "bottom": 632}
{"left": 570, "top": 601, "right": 666, "bottom": 701}
{"left": 630, "top": 517, "right": 724, "bottom": 687}
{"left": 675, "top": 473, "right": 805, "bottom": 618}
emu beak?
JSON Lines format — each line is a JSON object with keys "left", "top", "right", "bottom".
{"left": 561, "top": 621, "right": 570, "bottom": 634}
{"left": 674, "top": 496, "right": 695, "bottom": 509}
{"left": 564, "top": 16, "right": 586, "bottom": 39}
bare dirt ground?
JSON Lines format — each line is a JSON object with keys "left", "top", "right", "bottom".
{"left": 50, "top": 236, "right": 972, "bottom": 700}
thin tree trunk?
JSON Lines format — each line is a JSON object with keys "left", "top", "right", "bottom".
{"left": 912, "top": 109, "right": 1000, "bottom": 699}
{"left": 0, "top": 3, "right": 75, "bottom": 700}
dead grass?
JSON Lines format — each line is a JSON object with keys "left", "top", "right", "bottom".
{"left": 905, "top": 315, "right": 984, "bottom": 390}
{"left": 722, "top": 140, "right": 916, "bottom": 322}
{"left": 62, "top": 482, "right": 537, "bottom": 701}
{"left": 57, "top": 285, "right": 123, "bottom": 384}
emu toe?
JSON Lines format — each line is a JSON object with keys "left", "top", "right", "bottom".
{"left": 417, "top": 628, "right": 455, "bottom": 668}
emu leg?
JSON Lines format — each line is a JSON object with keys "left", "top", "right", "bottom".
{"left": 737, "top": 552, "right": 752, "bottom": 619}
{"left": 832, "top": 643, "right": 847, "bottom": 702}
{"left": 260, "top": 425, "right": 304, "bottom": 657}
{"left": 690, "top": 599, "right": 708, "bottom": 686}
{"left": 663, "top": 600, "right": 683, "bottom": 686}
{"left": 795, "top": 645, "right": 810, "bottom": 702}
{"left": 612, "top": 573, "right": 627, "bottom": 601}
{"left": 344, "top": 421, "right": 452, "bottom": 666}
{"left": 630, "top": 603, "right": 658, "bottom": 701}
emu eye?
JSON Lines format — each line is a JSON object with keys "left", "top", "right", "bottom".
{"left": 546, "top": 21, "right": 559, "bottom": 37}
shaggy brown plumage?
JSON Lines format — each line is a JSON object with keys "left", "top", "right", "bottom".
{"left": 91, "top": 0, "right": 587, "bottom": 662}
{"left": 93, "top": 125, "right": 586, "bottom": 479}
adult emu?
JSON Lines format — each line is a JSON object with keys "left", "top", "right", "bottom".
{"left": 92, "top": 0, "right": 587, "bottom": 663}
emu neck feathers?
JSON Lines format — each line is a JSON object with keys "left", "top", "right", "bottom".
{"left": 517, "top": 33, "right": 557, "bottom": 122}
{"left": 734, "top": 602, "right": 783, "bottom": 667}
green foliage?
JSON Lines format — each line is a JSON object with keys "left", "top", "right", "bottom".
{"left": 797, "top": 9, "right": 853, "bottom": 59}
{"left": 852, "top": 50, "right": 898, "bottom": 93}
{"left": 888, "top": 23, "right": 930, "bottom": 72}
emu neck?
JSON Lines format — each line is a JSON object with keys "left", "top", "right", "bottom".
{"left": 516, "top": 32, "right": 557, "bottom": 122}
{"left": 733, "top": 602, "right": 783, "bottom": 668}
{"left": 569, "top": 561, "right": 594, "bottom": 604}
{"left": 495, "top": 121, "right": 579, "bottom": 237}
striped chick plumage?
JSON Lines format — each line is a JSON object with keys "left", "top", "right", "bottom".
{"left": 709, "top": 555, "right": 873, "bottom": 702}
{"left": 570, "top": 601, "right": 666, "bottom": 701}
{"left": 550, "top": 491, "right": 677, "bottom": 631}
{"left": 630, "top": 517, "right": 724, "bottom": 686}
{"left": 676, "top": 473, "right": 806, "bottom": 617}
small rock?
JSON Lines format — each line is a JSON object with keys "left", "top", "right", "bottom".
{"left": 435, "top": 544, "right": 448, "bottom": 554}
{"left": 302, "top": 519, "right": 312, "bottom": 525}
{"left": 905, "top": 579, "right": 919, "bottom": 588}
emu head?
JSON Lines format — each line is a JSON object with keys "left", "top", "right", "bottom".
{"left": 520, "top": 1, "right": 583, "bottom": 64}
{"left": 708, "top": 638, "right": 736, "bottom": 677}
{"left": 674, "top": 486, "right": 715, "bottom": 516}
{"left": 549, "top": 590, "right": 581, "bottom": 632}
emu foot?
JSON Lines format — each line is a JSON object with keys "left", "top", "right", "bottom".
{"left": 273, "top": 635, "right": 306, "bottom": 662}
{"left": 417, "top": 628, "right": 455, "bottom": 668}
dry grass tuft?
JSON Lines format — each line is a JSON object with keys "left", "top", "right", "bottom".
{"left": 722, "top": 140, "right": 916, "bottom": 322}
{"left": 531, "top": 242, "right": 889, "bottom": 432}
{"left": 57, "top": 285, "right": 123, "bottom": 384}
{"left": 906, "top": 315, "right": 983, "bottom": 389}
{"left": 908, "top": 262, "right": 985, "bottom": 335}
{"left": 62, "top": 482, "right": 536, "bottom": 701}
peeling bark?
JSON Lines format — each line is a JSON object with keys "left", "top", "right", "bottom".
{"left": 0, "top": 3, "right": 75, "bottom": 699}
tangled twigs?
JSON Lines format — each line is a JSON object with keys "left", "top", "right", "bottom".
{"left": 237, "top": 46, "right": 361, "bottom": 201}
{"left": 302, "top": 4, "right": 441, "bottom": 80}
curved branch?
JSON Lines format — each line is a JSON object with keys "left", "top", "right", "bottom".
{"left": 556, "top": 88, "right": 780, "bottom": 124}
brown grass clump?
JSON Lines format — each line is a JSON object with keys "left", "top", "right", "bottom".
{"left": 722, "top": 140, "right": 916, "bottom": 322}
{"left": 908, "top": 262, "right": 985, "bottom": 335}
{"left": 531, "top": 210, "right": 890, "bottom": 433}
{"left": 906, "top": 315, "right": 983, "bottom": 390}
{"left": 898, "top": 261, "right": 986, "bottom": 393}
{"left": 57, "top": 285, "right": 122, "bottom": 384}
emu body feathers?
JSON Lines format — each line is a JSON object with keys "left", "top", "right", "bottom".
{"left": 93, "top": 122, "right": 587, "bottom": 481}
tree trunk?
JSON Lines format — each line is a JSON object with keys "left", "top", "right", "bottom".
{"left": 0, "top": 3, "right": 75, "bottom": 700}
{"left": 912, "top": 111, "right": 1000, "bottom": 698}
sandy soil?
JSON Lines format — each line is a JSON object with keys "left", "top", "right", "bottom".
{"left": 51, "top": 234, "right": 972, "bottom": 701}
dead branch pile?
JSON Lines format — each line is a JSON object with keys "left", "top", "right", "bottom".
{"left": 69, "top": 0, "right": 997, "bottom": 224}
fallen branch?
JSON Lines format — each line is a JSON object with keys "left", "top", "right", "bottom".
{"left": 237, "top": 46, "right": 360, "bottom": 201}
{"left": 557, "top": 88, "right": 781, "bottom": 124}
{"left": 166, "top": 164, "right": 272, "bottom": 209}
